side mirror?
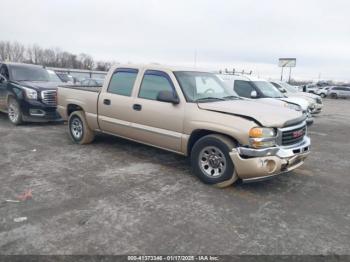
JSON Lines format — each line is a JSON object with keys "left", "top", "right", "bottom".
{"left": 250, "top": 90, "right": 258, "bottom": 98}
{"left": 157, "top": 90, "right": 180, "bottom": 104}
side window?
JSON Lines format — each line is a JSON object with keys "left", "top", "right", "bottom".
{"left": 234, "top": 80, "right": 255, "bottom": 98}
{"left": 108, "top": 69, "right": 138, "bottom": 96}
{"left": 139, "top": 70, "right": 175, "bottom": 101}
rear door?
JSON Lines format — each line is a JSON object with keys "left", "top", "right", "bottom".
{"left": 97, "top": 68, "right": 140, "bottom": 138}
{"left": 131, "top": 70, "right": 185, "bottom": 152}
{"left": 343, "top": 87, "right": 350, "bottom": 97}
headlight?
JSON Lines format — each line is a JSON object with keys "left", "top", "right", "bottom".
{"left": 249, "top": 127, "right": 277, "bottom": 148}
{"left": 22, "top": 87, "right": 38, "bottom": 100}
{"left": 284, "top": 103, "right": 302, "bottom": 111}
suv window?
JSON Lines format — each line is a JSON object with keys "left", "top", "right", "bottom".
{"left": 139, "top": 70, "right": 175, "bottom": 100}
{"left": 234, "top": 80, "right": 255, "bottom": 98}
{"left": 108, "top": 68, "right": 138, "bottom": 96}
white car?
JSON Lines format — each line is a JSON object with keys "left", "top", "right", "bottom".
{"left": 220, "top": 74, "right": 314, "bottom": 125}
{"left": 315, "top": 86, "right": 331, "bottom": 98}
{"left": 271, "top": 81, "right": 323, "bottom": 114}
{"left": 328, "top": 86, "right": 350, "bottom": 98}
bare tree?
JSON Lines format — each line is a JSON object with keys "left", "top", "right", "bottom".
{"left": 0, "top": 40, "right": 114, "bottom": 71}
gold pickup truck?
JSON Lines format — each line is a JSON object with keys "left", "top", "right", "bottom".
{"left": 57, "top": 64, "right": 310, "bottom": 187}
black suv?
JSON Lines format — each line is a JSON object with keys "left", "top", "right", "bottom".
{"left": 0, "top": 62, "right": 61, "bottom": 125}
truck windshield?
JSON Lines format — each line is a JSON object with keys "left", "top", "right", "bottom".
{"left": 279, "top": 82, "right": 298, "bottom": 93}
{"left": 174, "top": 71, "right": 239, "bottom": 102}
{"left": 10, "top": 65, "right": 50, "bottom": 82}
{"left": 253, "top": 81, "right": 284, "bottom": 98}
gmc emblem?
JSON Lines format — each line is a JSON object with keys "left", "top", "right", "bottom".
{"left": 292, "top": 129, "right": 304, "bottom": 138}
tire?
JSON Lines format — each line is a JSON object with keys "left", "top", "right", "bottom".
{"left": 7, "top": 98, "right": 23, "bottom": 125}
{"left": 68, "top": 111, "right": 95, "bottom": 144}
{"left": 331, "top": 93, "right": 338, "bottom": 99}
{"left": 320, "top": 93, "right": 326, "bottom": 98}
{"left": 191, "top": 134, "right": 237, "bottom": 187}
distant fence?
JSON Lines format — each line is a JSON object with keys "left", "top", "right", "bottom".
{"left": 47, "top": 67, "right": 107, "bottom": 80}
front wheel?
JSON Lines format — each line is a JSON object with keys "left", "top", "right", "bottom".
{"left": 191, "top": 134, "right": 238, "bottom": 187}
{"left": 68, "top": 111, "right": 95, "bottom": 144}
{"left": 7, "top": 98, "right": 23, "bottom": 125}
{"left": 331, "top": 93, "right": 338, "bottom": 99}
{"left": 320, "top": 93, "right": 326, "bottom": 98}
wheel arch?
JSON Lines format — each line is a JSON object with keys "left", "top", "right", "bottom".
{"left": 67, "top": 103, "right": 84, "bottom": 116}
{"left": 187, "top": 129, "right": 238, "bottom": 156}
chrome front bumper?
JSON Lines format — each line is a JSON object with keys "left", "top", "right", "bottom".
{"left": 229, "top": 136, "right": 311, "bottom": 182}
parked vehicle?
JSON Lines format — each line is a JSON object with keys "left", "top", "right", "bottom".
{"left": 57, "top": 64, "right": 310, "bottom": 186}
{"left": 80, "top": 78, "right": 104, "bottom": 86}
{"left": 0, "top": 62, "right": 61, "bottom": 125}
{"left": 315, "top": 86, "right": 331, "bottom": 98}
{"left": 47, "top": 69, "right": 63, "bottom": 83}
{"left": 271, "top": 81, "right": 323, "bottom": 114}
{"left": 328, "top": 86, "right": 350, "bottom": 99}
{"left": 220, "top": 75, "right": 313, "bottom": 125}
{"left": 56, "top": 72, "right": 75, "bottom": 84}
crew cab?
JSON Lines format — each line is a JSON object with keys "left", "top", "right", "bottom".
{"left": 0, "top": 62, "right": 61, "bottom": 125}
{"left": 57, "top": 64, "right": 311, "bottom": 187}
{"left": 220, "top": 74, "right": 314, "bottom": 125}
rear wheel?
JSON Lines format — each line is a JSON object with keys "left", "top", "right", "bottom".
{"left": 320, "top": 93, "right": 326, "bottom": 98}
{"left": 7, "top": 98, "right": 23, "bottom": 125}
{"left": 191, "top": 134, "right": 238, "bottom": 187}
{"left": 68, "top": 111, "right": 95, "bottom": 144}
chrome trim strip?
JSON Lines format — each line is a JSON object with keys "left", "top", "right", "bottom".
{"left": 132, "top": 123, "right": 182, "bottom": 139}
{"left": 99, "top": 117, "right": 182, "bottom": 139}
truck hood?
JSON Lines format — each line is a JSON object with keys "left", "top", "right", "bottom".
{"left": 13, "top": 81, "right": 62, "bottom": 91}
{"left": 279, "top": 97, "right": 309, "bottom": 110}
{"left": 197, "top": 100, "right": 305, "bottom": 128}
{"left": 284, "top": 93, "right": 316, "bottom": 104}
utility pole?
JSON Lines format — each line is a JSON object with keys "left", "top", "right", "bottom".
{"left": 288, "top": 67, "right": 292, "bottom": 83}
{"left": 280, "top": 66, "right": 284, "bottom": 81}
{"left": 194, "top": 50, "right": 197, "bottom": 68}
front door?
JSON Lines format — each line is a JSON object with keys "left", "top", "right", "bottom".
{"left": 132, "top": 70, "right": 185, "bottom": 152}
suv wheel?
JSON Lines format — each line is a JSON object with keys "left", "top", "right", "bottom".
{"left": 8, "top": 98, "right": 23, "bottom": 125}
{"left": 68, "top": 111, "right": 95, "bottom": 144}
{"left": 191, "top": 134, "right": 238, "bottom": 187}
{"left": 331, "top": 93, "right": 338, "bottom": 99}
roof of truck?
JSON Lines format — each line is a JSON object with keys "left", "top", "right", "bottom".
{"left": 218, "top": 74, "right": 264, "bottom": 82}
{"left": 110, "top": 63, "right": 212, "bottom": 73}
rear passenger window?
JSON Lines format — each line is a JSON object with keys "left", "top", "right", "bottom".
{"left": 139, "top": 71, "right": 175, "bottom": 100}
{"left": 234, "top": 80, "right": 255, "bottom": 98}
{"left": 108, "top": 69, "right": 138, "bottom": 96}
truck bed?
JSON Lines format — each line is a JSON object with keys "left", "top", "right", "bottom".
{"left": 57, "top": 85, "right": 101, "bottom": 130}
{"left": 58, "top": 85, "right": 102, "bottom": 93}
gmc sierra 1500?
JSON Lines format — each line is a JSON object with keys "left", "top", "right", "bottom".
{"left": 57, "top": 64, "right": 310, "bottom": 187}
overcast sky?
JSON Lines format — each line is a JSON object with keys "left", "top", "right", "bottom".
{"left": 1, "top": 0, "right": 350, "bottom": 81}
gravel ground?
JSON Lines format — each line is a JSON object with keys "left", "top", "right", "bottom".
{"left": 0, "top": 99, "right": 349, "bottom": 255}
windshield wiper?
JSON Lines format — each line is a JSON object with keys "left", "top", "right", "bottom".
{"left": 195, "top": 97, "right": 226, "bottom": 102}
{"left": 223, "top": 95, "right": 240, "bottom": 100}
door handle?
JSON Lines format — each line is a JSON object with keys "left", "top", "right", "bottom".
{"left": 103, "top": 99, "right": 111, "bottom": 105}
{"left": 133, "top": 104, "right": 142, "bottom": 111}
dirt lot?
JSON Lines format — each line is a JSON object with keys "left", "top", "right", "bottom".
{"left": 0, "top": 99, "right": 349, "bottom": 255}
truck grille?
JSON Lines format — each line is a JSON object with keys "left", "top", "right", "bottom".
{"left": 281, "top": 124, "right": 306, "bottom": 146}
{"left": 41, "top": 90, "right": 57, "bottom": 106}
